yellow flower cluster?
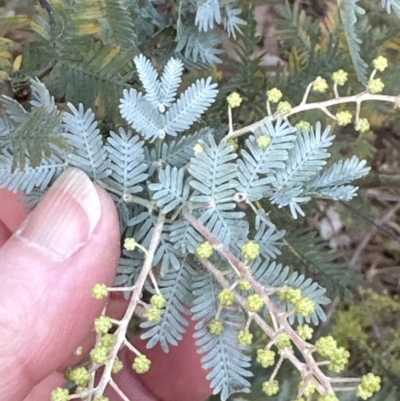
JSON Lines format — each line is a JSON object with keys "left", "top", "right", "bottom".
{"left": 209, "top": 318, "right": 224, "bottom": 335}
{"left": 257, "top": 135, "right": 272, "bottom": 149}
{"left": 313, "top": 76, "right": 328, "bottom": 93}
{"left": 218, "top": 288, "right": 235, "bottom": 306}
{"left": 372, "top": 56, "right": 388, "bottom": 72}
{"left": 267, "top": 87, "right": 283, "bottom": 103}
{"left": 241, "top": 241, "right": 260, "bottom": 260}
{"left": 227, "top": 91, "right": 243, "bottom": 108}
{"left": 245, "top": 293, "right": 264, "bottom": 312}
{"left": 277, "top": 101, "right": 292, "bottom": 116}
{"left": 92, "top": 283, "right": 108, "bottom": 299}
{"left": 132, "top": 354, "right": 151, "bottom": 374}
{"left": 195, "top": 241, "right": 214, "bottom": 258}
{"left": 335, "top": 110, "right": 352, "bottom": 126}
{"left": 331, "top": 69, "right": 348, "bottom": 86}
{"left": 124, "top": 237, "right": 137, "bottom": 251}
{"left": 355, "top": 118, "right": 370, "bottom": 133}
{"left": 368, "top": 78, "right": 384, "bottom": 94}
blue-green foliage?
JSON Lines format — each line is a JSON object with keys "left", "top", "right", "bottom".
{"left": 237, "top": 117, "right": 297, "bottom": 202}
{"left": 337, "top": 0, "right": 368, "bottom": 85}
{"left": 149, "top": 165, "right": 190, "bottom": 214}
{"left": 63, "top": 103, "right": 109, "bottom": 180}
{"left": 104, "top": 128, "right": 148, "bottom": 197}
{"left": 0, "top": 54, "right": 371, "bottom": 401}
{"left": 193, "top": 0, "right": 245, "bottom": 39}
{"left": 140, "top": 260, "right": 194, "bottom": 352}
{"left": 191, "top": 270, "right": 252, "bottom": 401}
{"left": 189, "top": 136, "right": 248, "bottom": 245}
{"left": 381, "top": 0, "right": 400, "bottom": 17}
{"left": 119, "top": 55, "right": 218, "bottom": 140}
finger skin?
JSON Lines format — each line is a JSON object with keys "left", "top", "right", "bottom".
{"left": 0, "top": 185, "right": 212, "bottom": 401}
{"left": 0, "top": 189, "right": 29, "bottom": 232}
{"left": 0, "top": 186, "right": 120, "bottom": 401}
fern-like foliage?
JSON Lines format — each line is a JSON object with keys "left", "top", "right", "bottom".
{"left": 62, "top": 103, "right": 109, "bottom": 180}
{"left": 0, "top": 148, "right": 66, "bottom": 193}
{"left": 120, "top": 55, "right": 218, "bottom": 140}
{"left": 195, "top": 0, "right": 222, "bottom": 32}
{"left": 282, "top": 229, "right": 356, "bottom": 300}
{"left": 381, "top": 0, "right": 400, "bottom": 18}
{"left": 305, "top": 155, "right": 370, "bottom": 199}
{"left": 251, "top": 258, "right": 330, "bottom": 325}
{"left": 140, "top": 260, "right": 194, "bottom": 352}
{"left": 237, "top": 117, "right": 297, "bottom": 202}
{"left": 176, "top": 26, "right": 224, "bottom": 65}
{"left": 145, "top": 128, "right": 211, "bottom": 172}
{"left": 149, "top": 166, "right": 190, "bottom": 214}
{"left": 336, "top": 0, "right": 368, "bottom": 85}
{"left": 104, "top": 128, "right": 148, "bottom": 197}
{"left": 189, "top": 136, "right": 248, "bottom": 245}
{"left": 276, "top": 1, "right": 320, "bottom": 68}
{"left": 191, "top": 271, "right": 252, "bottom": 400}
{"left": 102, "top": 0, "right": 137, "bottom": 50}
{"left": 269, "top": 123, "right": 334, "bottom": 218}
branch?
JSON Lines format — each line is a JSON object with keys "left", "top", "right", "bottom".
{"left": 93, "top": 212, "right": 166, "bottom": 397}
{"left": 183, "top": 209, "right": 334, "bottom": 395}
{"left": 223, "top": 92, "right": 400, "bottom": 141}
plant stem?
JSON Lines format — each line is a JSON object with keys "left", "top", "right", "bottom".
{"left": 93, "top": 213, "right": 165, "bottom": 397}
{"left": 223, "top": 92, "right": 400, "bottom": 141}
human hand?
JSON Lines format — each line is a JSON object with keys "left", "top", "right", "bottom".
{"left": 0, "top": 168, "right": 211, "bottom": 401}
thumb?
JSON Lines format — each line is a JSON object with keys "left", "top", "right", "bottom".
{"left": 0, "top": 168, "right": 120, "bottom": 401}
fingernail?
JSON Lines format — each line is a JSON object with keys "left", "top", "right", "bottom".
{"left": 15, "top": 168, "right": 101, "bottom": 260}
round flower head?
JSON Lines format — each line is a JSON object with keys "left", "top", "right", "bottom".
{"left": 90, "top": 345, "right": 110, "bottom": 365}
{"left": 124, "top": 237, "right": 136, "bottom": 251}
{"left": 332, "top": 69, "right": 348, "bottom": 86}
{"left": 241, "top": 241, "right": 260, "bottom": 260}
{"left": 295, "top": 120, "right": 311, "bottom": 131}
{"left": 372, "top": 56, "right": 388, "bottom": 72}
{"left": 132, "top": 354, "right": 151, "bottom": 374}
{"left": 257, "top": 135, "right": 271, "bottom": 149}
{"left": 245, "top": 293, "right": 264, "bottom": 312}
{"left": 238, "top": 279, "right": 252, "bottom": 291}
{"left": 227, "top": 91, "right": 243, "bottom": 108}
{"left": 297, "top": 324, "right": 314, "bottom": 340}
{"left": 336, "top": 110, "right": 352, "bottom": 126}
{"left": 368, "top": 78, "right": 384, "bottom": 94}
{"left": 237, "top": 329, "right": 253, "bottom": 346}
{"left": 94, "top": 315, "right": 113, "bottom": 334}
{"left": 313, "top": 76, "right": 328, "bottom": 93}
{"left": 150, "top": 293, "right": 166, "bottom": 309}
{"left": 277, "top": 101, "right": 292, "bottom": 116}
{"left": 267, "top": 88, "right": 283, "bottom": 103}
{"left": 262, "top": 379, "right": 280, "bottom": 396}
{"left": 295, "top": 296, "right": 315, "bottom": 317}
{"left": 356, "top": 373, "right": 381, "bottom": 400}
{"left": 146, "top": 305, "right": 162, "bottom": 321}
{"left": 112, "top": 358, "right": 124, "bottom": 374}
{"left": 355, "top": 118, "right": 370, "bottom": 133}
{"left": 195, "top": 241, "right": 214, "bottom": 258}
{"left": 92, "top": 283, "right": 108, "bottom": 299}
{"left": 218, "top": 288, "right": 235, "bottom": 306}
{"left": 69, "top": 366, "right": 91, "bottom": 386}
{"left": 257, "top": 348, "right": 275, "bottom": 368}
{"left": 275, "top": 333, "right": 293, "bottom": 350}
{"left": 209, "top": 319, "right": 224, "bottom": 335}
{"left": 51, "top": 387, "right": 69, "bottom": 401}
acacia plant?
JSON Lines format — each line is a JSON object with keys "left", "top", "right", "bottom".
{"left": 0, "top": 1, "right": 400, "bottom": 400}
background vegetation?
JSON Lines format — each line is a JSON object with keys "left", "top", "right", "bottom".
{"left": 1, "top": 0, "right": 400, "bottom": 400}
